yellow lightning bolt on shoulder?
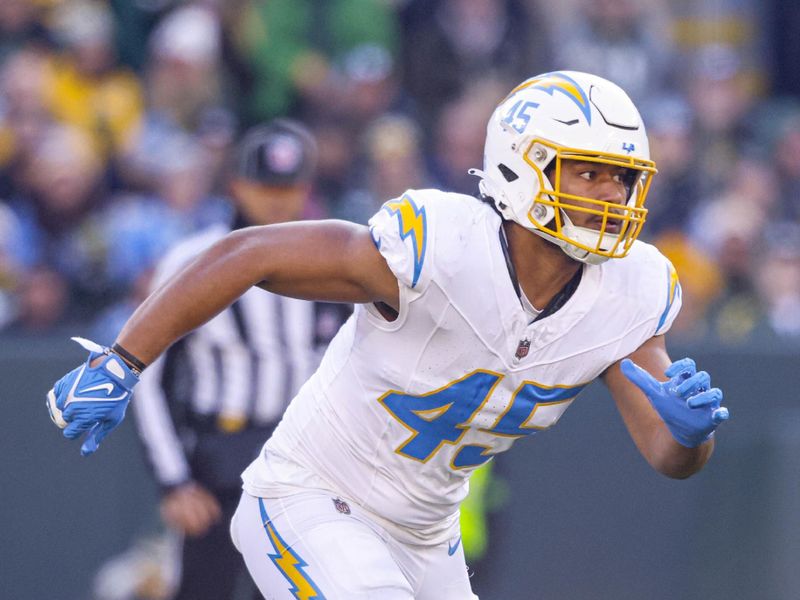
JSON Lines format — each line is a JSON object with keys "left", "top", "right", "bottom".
{"left": 667, "top": 262, "right": 680, "bottom": 305}
{"left": 259, "top": 499, "right": 326, "bottom": 600}
{"left": 382, "top": 194, "right": 428, "bottom": 288}
{"left": 657, "top": 261, "right": 682, "bottom": 332}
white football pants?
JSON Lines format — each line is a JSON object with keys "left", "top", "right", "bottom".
{"left": 230, "top": 491, "right": 479, "bottom": 600}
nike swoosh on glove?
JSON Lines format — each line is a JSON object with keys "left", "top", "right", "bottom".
{"left": 47, "top": 337, "right": 139, "bottom": 456}
{"left": 621, "top": 357, "right": 729, "bottom": 448}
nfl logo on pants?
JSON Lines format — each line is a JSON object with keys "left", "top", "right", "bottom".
{"left": 333, "top": 497, "right": 351, "bottom": 515}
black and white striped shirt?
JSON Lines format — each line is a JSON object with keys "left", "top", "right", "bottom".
{"left": 133, "top": 225, "right": 350, "bottom": 489}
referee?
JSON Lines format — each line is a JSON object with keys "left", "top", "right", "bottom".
{"left": 133, "top": 120, "right": 350, "bottom": 600}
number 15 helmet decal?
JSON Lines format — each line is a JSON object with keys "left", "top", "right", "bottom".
{"left": 473, "top": 71, "right": 657, "bottom": 265}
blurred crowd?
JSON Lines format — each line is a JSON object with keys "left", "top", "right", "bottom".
{"left": 1, "top": 0, "right": 799, "bottom": 347}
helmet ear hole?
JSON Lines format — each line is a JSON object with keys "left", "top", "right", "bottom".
{"left": 498, "top": 164, "right": 519, "bottom": 182}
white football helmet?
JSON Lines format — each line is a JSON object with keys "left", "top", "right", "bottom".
{"left": 473, "top": 71, "right": 657, "bottom": 265}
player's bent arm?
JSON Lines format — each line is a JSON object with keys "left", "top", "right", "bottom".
{"left": 602, "top": 335, "right": 714, "bottom": 479}
{"left": 116, "top": 220, "right": 399, "bottom": 365}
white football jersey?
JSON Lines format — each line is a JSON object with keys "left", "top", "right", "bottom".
{"left": 242, "top": 189, "right": 681, "bottom": 544}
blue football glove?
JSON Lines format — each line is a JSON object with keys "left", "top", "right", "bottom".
{"left": 620, "top": 357, "right": 729, "bottom": 448}
{"left": 46, "top": 337, "right": 139, "bottom": 456}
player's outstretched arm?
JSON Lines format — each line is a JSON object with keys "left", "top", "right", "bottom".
{"left": 117, "top": 220, "right": 398, "bottom": 364}
{"left": 602, "top": 335, "right": 729, "bottom": 479}
{"left": 47, "top": 220, "right": 399, "bottom": 454}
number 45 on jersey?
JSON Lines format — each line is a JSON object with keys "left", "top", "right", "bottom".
{"left": 379, "top": 370, "right": 587, "bottom": 470}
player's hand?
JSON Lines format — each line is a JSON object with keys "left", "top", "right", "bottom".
{"left": 46, "top": 337, "right": 139, "bottom": 456}
{"left": 160, "top": 482, "right": 222, "bottom": 537}
{"left": 620, "top": 357, "right": 729, "bottom": 448}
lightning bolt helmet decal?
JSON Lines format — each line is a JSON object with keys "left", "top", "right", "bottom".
{"left": 506, "top": 71, "right": 592, "bottom": 125}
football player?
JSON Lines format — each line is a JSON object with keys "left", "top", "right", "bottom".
{"left": 48, "top": 71, "right": 729, "bottom": 599}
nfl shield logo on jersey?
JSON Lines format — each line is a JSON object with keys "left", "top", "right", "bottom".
{"left": 332, "top": 497, "right": 351, "bottom": 515}
{"left": 515, "top": 338, "right": 531, "bottom": 359}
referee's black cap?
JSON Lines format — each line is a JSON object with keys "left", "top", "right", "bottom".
{"left": 233, "top": 119, "right": 317, "bottom": 186}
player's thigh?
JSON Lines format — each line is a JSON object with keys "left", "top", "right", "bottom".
{"left": 231, "top": 491, "right": 414, "bottom": 600}
{"left": 402, "top": 534, "right": 479, "bottom": 600}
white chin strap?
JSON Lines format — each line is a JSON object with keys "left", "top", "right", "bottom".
{"left": 527, "top": 212, "right": 615, "bottom": 266}
{"left": 558, "top": 234, "right": 611, "bottom": 265}
{"left": 559, "top": 215, "right": 617, "bottom": 265}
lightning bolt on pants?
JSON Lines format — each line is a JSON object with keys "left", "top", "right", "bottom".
{"left": 230, "top": 492, "right": 478, "bottom": 600}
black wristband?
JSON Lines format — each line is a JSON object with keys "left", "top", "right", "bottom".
{"left": 111, "top": 343, "right": 148, "bottom": 374}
